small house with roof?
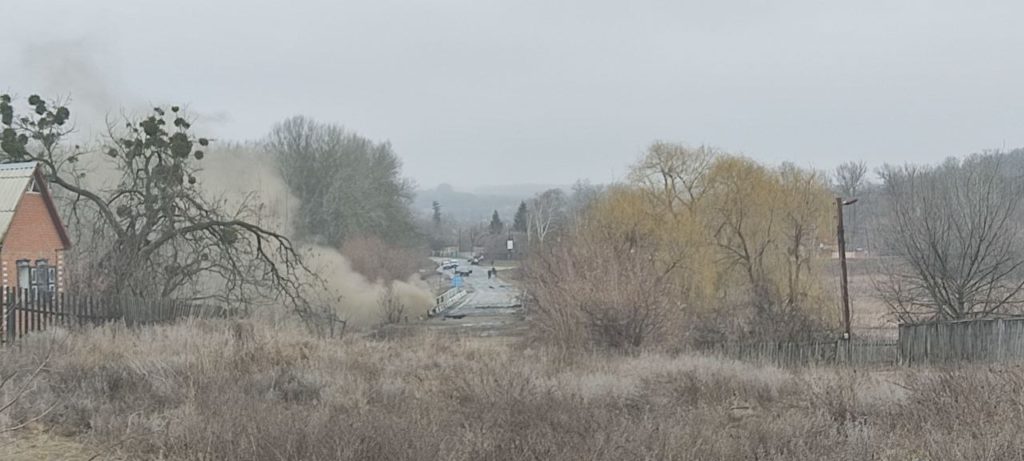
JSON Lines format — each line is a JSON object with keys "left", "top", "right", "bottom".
{"left": 0, "top": 162, "right": 71, "bottom": 297}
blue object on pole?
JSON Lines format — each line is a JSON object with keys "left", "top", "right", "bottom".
{"left": 452, "top": 275, "right": 463, "bottom": 288}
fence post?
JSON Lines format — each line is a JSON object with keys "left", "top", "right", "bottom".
{"left": 5, "top": 288, "right": 13, "bottom": 343}
{"left": 46, "top": 292, "right": 54, "bottom": 329}
{"left": 59, "top": 292, "right": 66, "bottom": 327}
{"left": 75, "top": 293, "right": 82, "bottom": 327}
{"left": 30, "top": 288, "right": 37, "bottom": 333}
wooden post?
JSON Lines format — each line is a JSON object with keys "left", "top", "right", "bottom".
{"left": 60, "top": 292, "right": 66, "bottom": 327}
{"left": 837, "top": 197, "right": 853, "bottom": 362}
{"left": 75, "top": 293, "right": 83, "bottom": 328}
{"left": 30, "top": 289, "right": 36, "bottom": 332}
{"left": 44, "top": 292, "right": 51, "bottom": 329}
{"left": 5, "top": 288, "right": 13, "bottom": 343}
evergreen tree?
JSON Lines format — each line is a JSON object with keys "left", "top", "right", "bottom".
{"left": 489, "top": 210, "right": 504, "bottom": 234}
{"left": 432, "top": 200, "right": 442, "bottom": 228}
{"left": 513, "top": 201, "right": 528, "bottom": 232}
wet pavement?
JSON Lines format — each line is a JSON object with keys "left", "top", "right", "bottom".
{"left": 428, "top": 258, "right": 526, "bottom": 337}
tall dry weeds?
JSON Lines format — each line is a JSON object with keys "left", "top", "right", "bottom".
{"left": 1, "top": 321, "right": 1022, "bottom": 460}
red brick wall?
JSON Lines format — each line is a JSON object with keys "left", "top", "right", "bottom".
{"left": 0, "top": 191, "right": 67, "bottom": 293}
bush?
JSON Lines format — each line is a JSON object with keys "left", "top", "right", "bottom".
{"left": 523, "top": 232, "right": 682, "bottom": 351}
{"left": 5, "top": 321, "right": 1024, "bottom": 460}
{"left": 378, "top": 285, "right": 406, "bottom": 325}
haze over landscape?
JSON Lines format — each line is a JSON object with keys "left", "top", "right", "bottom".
{"left": 3, "top": 1, "right": 1023, "bottom": 190}
{"left": 7, "top": 2, "right": 1024, "bottom": 459}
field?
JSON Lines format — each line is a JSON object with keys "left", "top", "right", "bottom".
{"left": 829, "top": 258, "right": 898, "bottom": 338}
{"left": 3, "top": 319, "right": 1024, "bottom": 460}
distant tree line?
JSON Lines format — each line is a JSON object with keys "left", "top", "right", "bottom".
{"left": 267, "top": 116, "right": 417, "bottom": 247}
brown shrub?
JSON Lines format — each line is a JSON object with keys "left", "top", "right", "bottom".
{"left": 378, "top": 285, "right": 406, "bottom": 325}
{"left": 4, "top": 322, "right": 1024, "bottom": 460}
{"left": 523, "top": 233, "right": 683, "bottom": 351}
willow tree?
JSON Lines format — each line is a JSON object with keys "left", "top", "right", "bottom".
{"left": 0, "top": 94, "right": 313, "bottom": 310}
{"left": 624, "top": 144, "right": 835, "bottom": 340}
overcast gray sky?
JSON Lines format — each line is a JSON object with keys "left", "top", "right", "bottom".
{"left": 2, "top": 0, "right": 1022, "bottom": 190}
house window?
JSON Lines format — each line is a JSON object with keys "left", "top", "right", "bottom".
{"left": 27, "top": 178, "right": 40, "bottom": 193}
{"left": 16, "top": 259, "right": 29, "bottom": 291}
{"left": 14, "top": 259, "right": 55, "bottom": 297}
{"left": 47, "top": 267, "right": 56, "bottom": 294}
{"left": 16, "top": 259, "right": 54, "bottom": 298}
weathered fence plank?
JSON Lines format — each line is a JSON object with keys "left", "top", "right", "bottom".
{"left": 0, "top": 288, "right": 228, "bottom": 345}
{"left": 899, "top": 317, "right": 1024, "bottom": 365}
{"left": 697, "top": 339, "right": 898, "bottom": 367}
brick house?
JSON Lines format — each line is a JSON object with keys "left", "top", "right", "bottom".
{"left": 0, "top": 162, "right": 71, "bottom": 297}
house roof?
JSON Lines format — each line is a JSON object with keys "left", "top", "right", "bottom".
{"left": 0, "top": 162, "right": 39, "bottom": 243}
{"left": 0, "top": 162, "right": 72, "bottom": 248}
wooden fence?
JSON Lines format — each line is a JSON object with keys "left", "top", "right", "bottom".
{"left": 898, "top": 317, "right": 1024, "bottom": 365}
{"left": 712, "top": 318, "right": 1024, "bottom": 367}
{"left": 698, "top": 339, "right": 899, "bottom": 367}
{"left": 2, "top": 288, "right": 227, "bottom": 344}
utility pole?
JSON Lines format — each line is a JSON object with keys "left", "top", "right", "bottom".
{"left": 507, "top": 230, "right": 514, "bottom": 260}
{"left": 836, "top": 197, "right": 858, "bottom": 356}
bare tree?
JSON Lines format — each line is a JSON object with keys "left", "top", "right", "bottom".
{"left": 876, "top": 155, "right": 1024, "bottom": 321}
{"left": 566, "top": 180, "right": 605, "bottom": 233}
{"left": 378, "top": 284, "right": 406, "bottom": 325}
{"left": 266, "top": 116, "right": 416, "bottom": 246}
{"left": 832, "top": 160, "right": 868, "bottom": 198}
{"left": 0, "top": 95, "right": 314, "bottom": 311}
{"left": 629, "top": 142, "right": 715, "bottom": 218}
{"left": 527, "top": 188, "right": 566, "bottom": 244}
{"left": 832, "top": 160, "right": 869, "bottom": 246}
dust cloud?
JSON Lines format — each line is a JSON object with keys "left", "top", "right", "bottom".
{"left": 18, "top": 37, "right": 434, "bottom": 326}
{"left": 301, "top": 245, "right": 434, "bottom": 327}
{"left": 198, "top": 144, "right": 433, "bottom": 327}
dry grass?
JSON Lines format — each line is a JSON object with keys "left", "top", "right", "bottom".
{"left": 834, "top": 259, "right": 897, "bottom": 332}
{"left": 1, "top": 320, "right": 1023, "bottom": 460}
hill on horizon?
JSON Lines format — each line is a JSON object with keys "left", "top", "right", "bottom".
{"left": 413, "top": 183, "right": 568, "bottom": 224}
